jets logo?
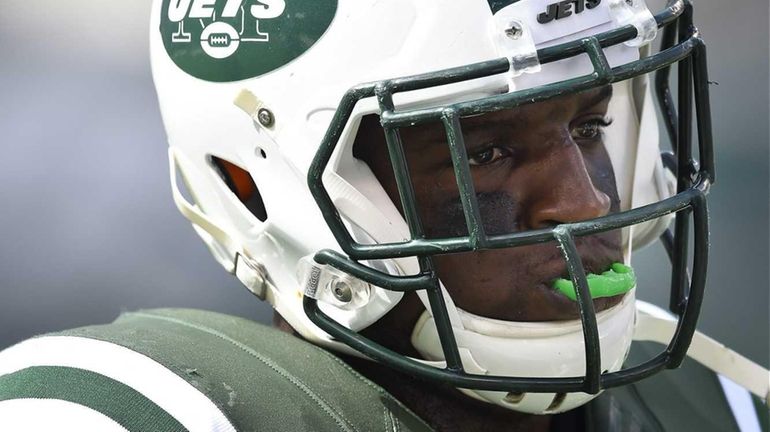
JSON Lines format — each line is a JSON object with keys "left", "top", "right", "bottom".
{"left": 167, "top": 0, "right": 285, "bottom": 59}
{"left": 160, "top": 0, "right": 337, "bottom": 82}
{"left": 537, "top": 0, "right": 601, "bottom": 24}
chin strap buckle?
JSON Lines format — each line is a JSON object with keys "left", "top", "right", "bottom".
{"left": 608, "top": 0, "right": 658, "bottom": 47}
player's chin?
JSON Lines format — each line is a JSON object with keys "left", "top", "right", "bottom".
{"left": 508, "top": 284, "right": 627, "bottom": 322}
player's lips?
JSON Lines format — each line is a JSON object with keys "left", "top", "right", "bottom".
{"left": 491, "top": 234, "right": 626, "bottom": 321}
{"left": 527, "top": 255, "right": 626, "bottom": 321}
{"left": 435, "top": 234, "right": 626, "bottom": 322}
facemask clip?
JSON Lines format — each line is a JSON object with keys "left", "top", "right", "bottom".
{"left": 490, "top": 13, "right": 541, "bottom": 84}
{"left": 608, "top": 0, "right": 658, "bottom": 47}
{"left": 299, "top": 256, "right": 372, "bottom": 311}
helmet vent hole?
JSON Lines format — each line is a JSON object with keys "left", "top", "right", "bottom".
{"left": 257, "top": 148, "right": 267, "bottom": 159}
{"left": 545, "top": 393, "right": 567, "bottom": 412}
{"left": 502, "top": 392, "right": 525, "bottom": 405}
{"left": 210, "top": 156, "right": 268, "bottom": 222}
{"left": 173, "top": 160, "right": 198, "bottom": 207}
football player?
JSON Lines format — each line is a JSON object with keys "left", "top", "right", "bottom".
{"left": 0, "top": 0, "right": 767, "bottom": 430}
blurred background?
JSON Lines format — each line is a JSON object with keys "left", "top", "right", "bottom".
{"left": 0, "top": 0, "right": 767, "bottom": 372}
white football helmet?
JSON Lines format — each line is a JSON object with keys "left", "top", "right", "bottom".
{"left": 151, "top": 0, "right": 767, "bottom": 415}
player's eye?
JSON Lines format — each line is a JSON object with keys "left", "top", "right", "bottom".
{"left": 571, "top": 117, "right": 613, "bottom": 141}
{"left": 468, "top": 146, "right": 511, "bottom": 166}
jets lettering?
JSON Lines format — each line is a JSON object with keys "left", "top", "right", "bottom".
{"left": 168, "top": 0, "right": 286, "bottom": 22}
{"left": 537, "top": 0, "right": 601, "bottom": 24}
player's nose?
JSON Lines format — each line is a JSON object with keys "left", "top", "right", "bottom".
{"left": 523, "top": 144, "right": 611, "bottom": 230}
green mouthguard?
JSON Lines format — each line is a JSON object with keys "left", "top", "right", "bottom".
{"left": 552, "top": 263, "right": 636, "bottom": 302}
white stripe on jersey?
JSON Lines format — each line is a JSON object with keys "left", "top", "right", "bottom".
{"left": 0, "top": 336, "right": 236, "bottom": 432}
{"left": 718, "top": 375, "right": 762, "bottom": 432}
{"left": 0, "top": 399, "right": 130, "bottom": 432}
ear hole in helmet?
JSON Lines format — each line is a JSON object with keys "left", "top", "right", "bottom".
{"left": 210, "top": 156, "right": 268, "bottom": 222}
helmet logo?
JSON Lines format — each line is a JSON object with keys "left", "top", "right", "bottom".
{"left": 167, "top": 0, "right": 283, "bottom": 60}
{"left": 160, "top": 0, "right": 337, "bottom": 82}
{"left": 537, "top": 0, "right": 601, "bottom": 24}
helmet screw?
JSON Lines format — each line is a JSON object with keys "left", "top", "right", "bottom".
{"left": 331, "top": 280, "right": 353, "bottom": 303}
{"left": 505, "top": 21, "right": 523, "bottom": 40}
{"left": 257, "top": 108, "right": 274, "bottom": 127}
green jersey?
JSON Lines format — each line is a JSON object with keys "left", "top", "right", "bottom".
{"left": 0, "top": 309, "right": 765, "bottom": 431}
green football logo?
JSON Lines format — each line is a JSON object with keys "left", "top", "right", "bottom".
{"left": 160, "top": 0, "right": 337, "bottom": 82}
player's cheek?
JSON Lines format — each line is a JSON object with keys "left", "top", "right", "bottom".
{"left": 477, "top": 191, "right": 522, "bottom": 236}
{"left": 419, "top": 187, "right": 521, "bottom": 239}
{"left": 421, "top": 196, "right": 469, "bottom": 239}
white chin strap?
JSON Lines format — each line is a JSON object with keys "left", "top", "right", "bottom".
{"left": 410, "top": 291, "right": 637, "bottom": 414}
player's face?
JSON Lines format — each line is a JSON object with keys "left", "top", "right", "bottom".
{"left": 356, "top": 85, "right": 624, "bottom": 322}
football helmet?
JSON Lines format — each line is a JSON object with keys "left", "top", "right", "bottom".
{"left": 151, "top": 0, "right": 768, "bottom": 414}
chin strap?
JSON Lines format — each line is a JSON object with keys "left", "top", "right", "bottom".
{"left": 634, "top": 301, "right": 769, "bottom": 407}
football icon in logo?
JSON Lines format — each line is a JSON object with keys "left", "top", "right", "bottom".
{"left": 200, "top": 22, "right": 240, "bottom": 59}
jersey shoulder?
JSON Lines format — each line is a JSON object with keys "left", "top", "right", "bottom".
{"left": 0, "top": 308, "right": 432, "bottom": 432}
